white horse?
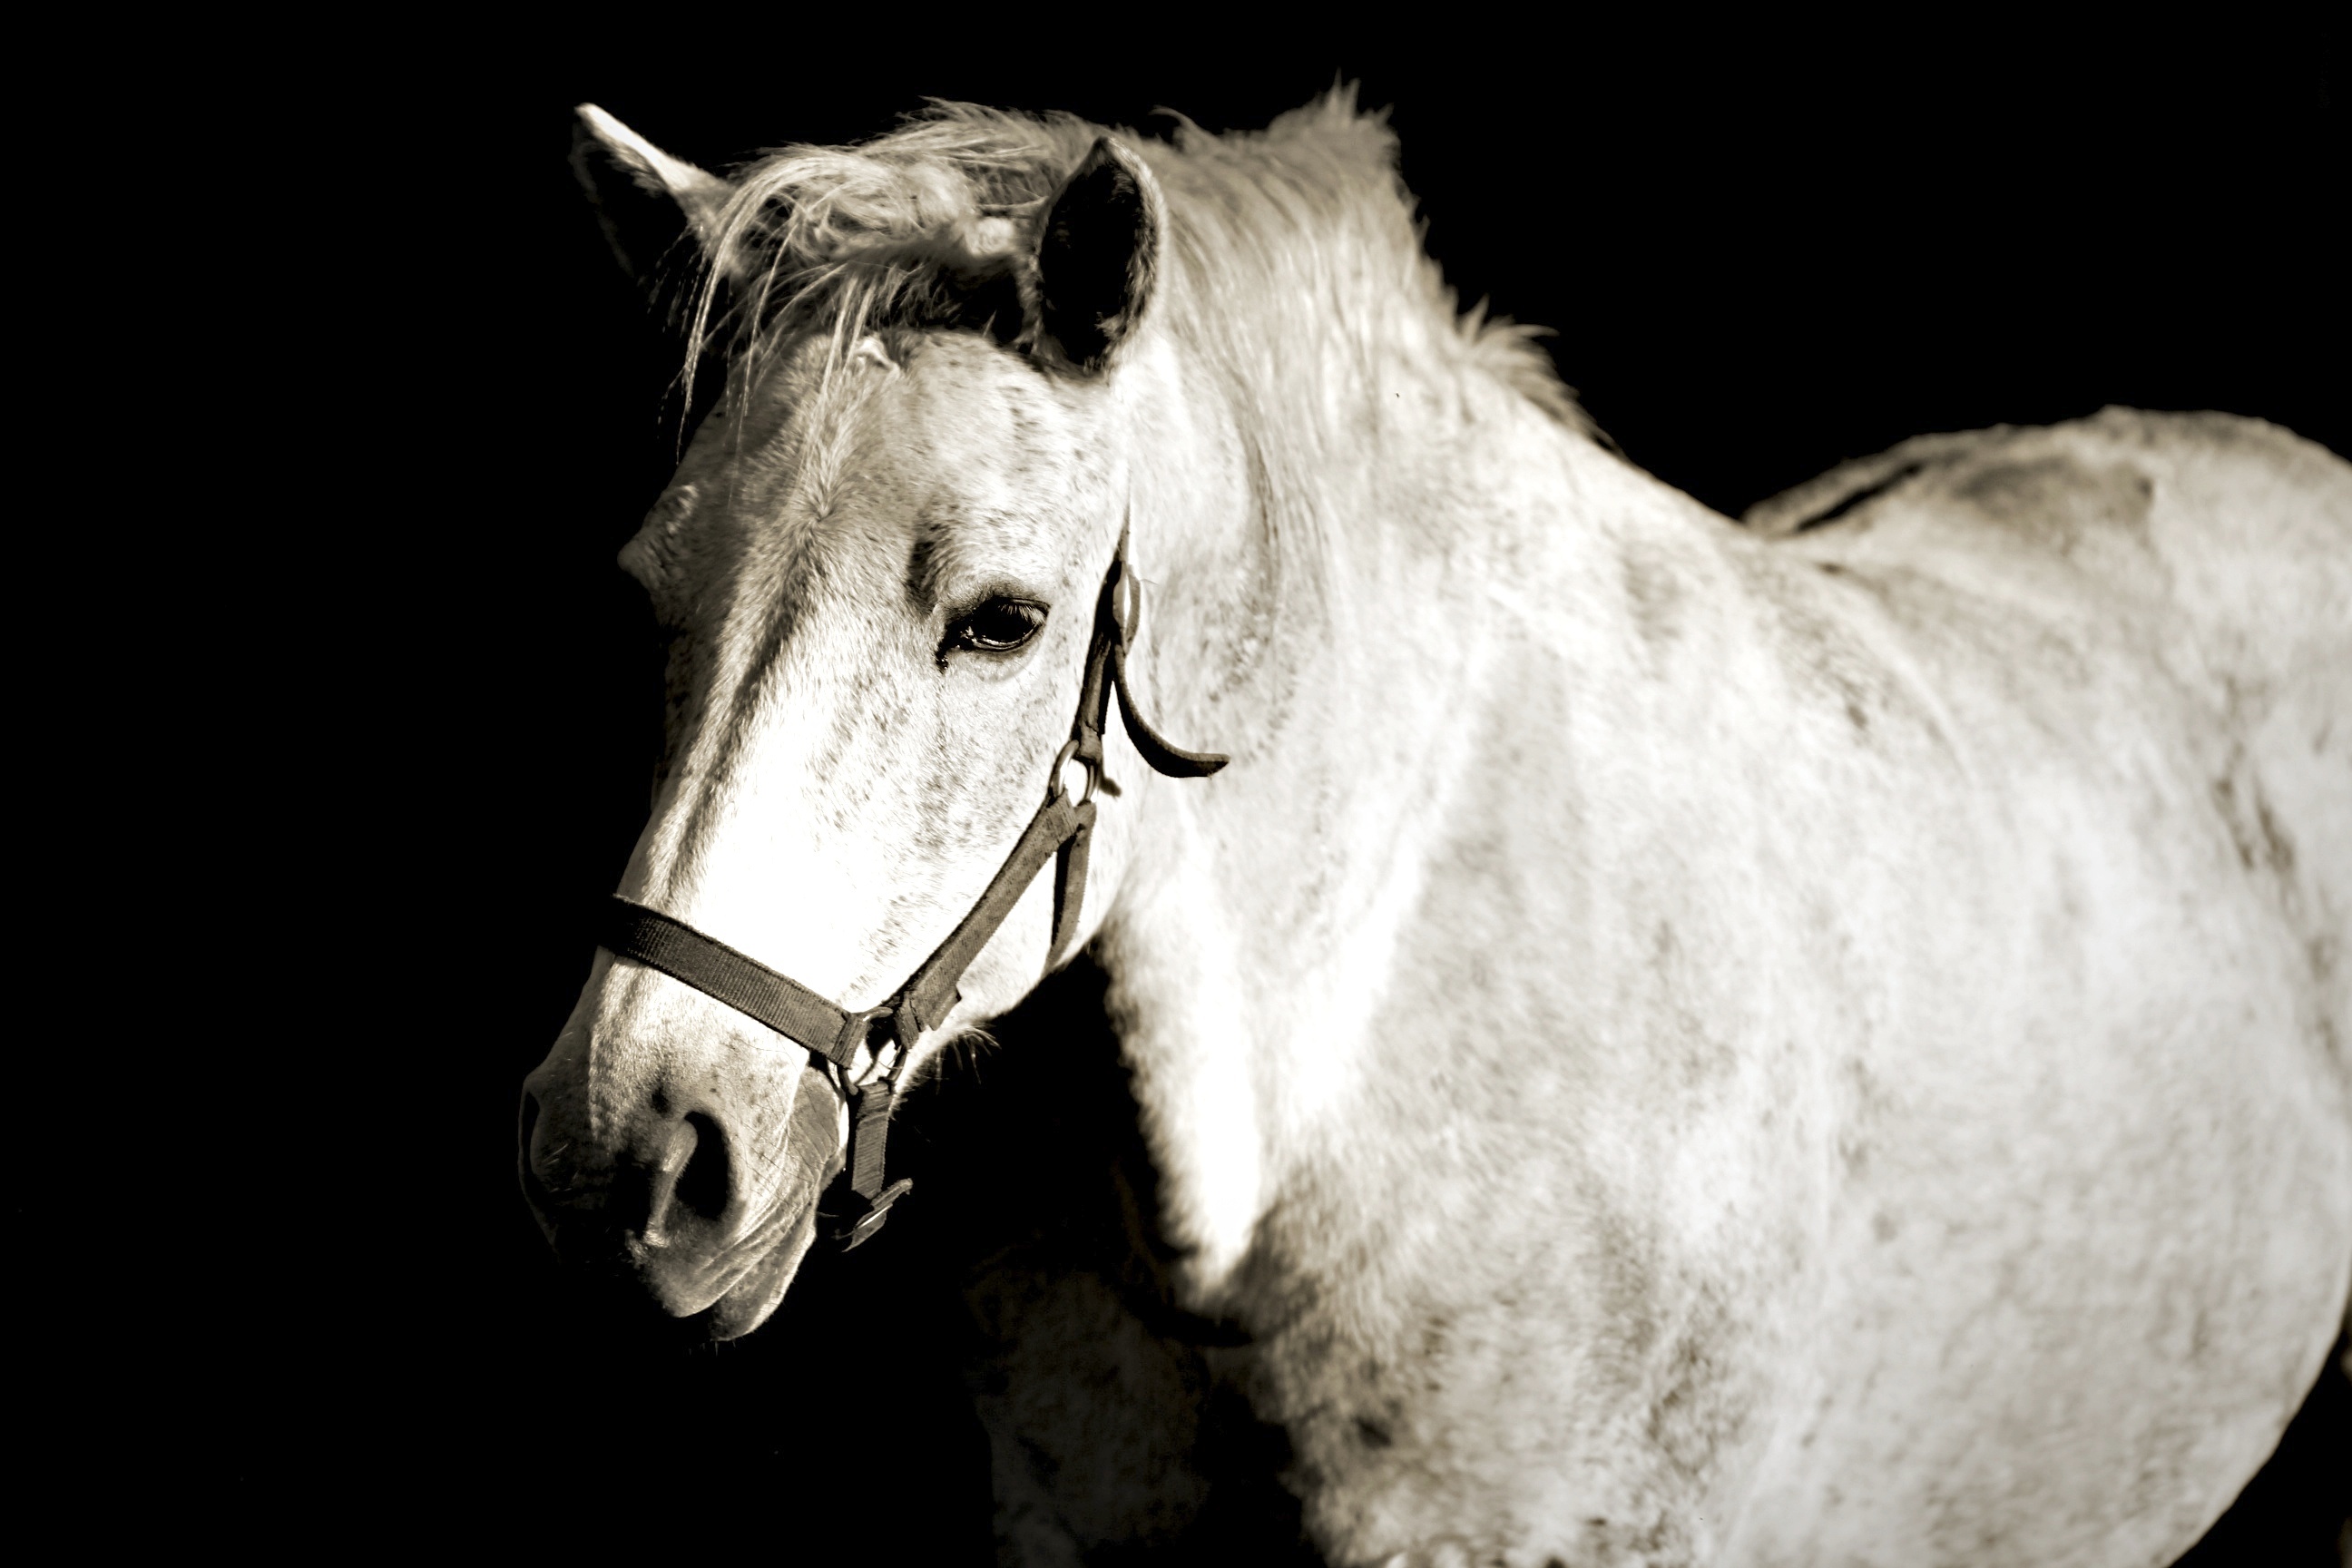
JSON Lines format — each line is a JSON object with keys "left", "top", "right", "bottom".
{"left": 521, "top": 93, "right": 2352, "bottom": 1566}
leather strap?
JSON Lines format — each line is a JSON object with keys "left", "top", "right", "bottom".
{"left": 600, "top": 900, "right": 872, "bottom": 1070}
{"left": 597, "top": 528, "right": 1224, "bottom": 1250}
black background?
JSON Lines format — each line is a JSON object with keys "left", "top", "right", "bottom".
{"left": 309, "top": 21, "right": 2347, "bottom": 1560}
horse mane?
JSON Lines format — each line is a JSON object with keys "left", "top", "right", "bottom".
{"left": 681, "top": 89, "right": 1594, "bottom": 438}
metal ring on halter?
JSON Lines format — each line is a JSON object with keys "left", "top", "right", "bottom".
{"left": 1050, "top": 739, "right": 1099, "bottom": 806}
{"left": 853, "top": 1035, "right": 903, "bottom": 1093}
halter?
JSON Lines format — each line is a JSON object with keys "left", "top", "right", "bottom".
{"left": 598, "top": 521, "right": 1226, "bottom": 1249}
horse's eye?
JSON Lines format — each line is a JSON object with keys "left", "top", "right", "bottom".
{"left": 947, "top": 597, "right": 1047, "bottom": 654}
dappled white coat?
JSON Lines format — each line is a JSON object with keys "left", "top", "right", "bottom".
{"left": 539, "top": 97, "right": 2351, "bottom": 1568}
{"left": 1102, "top": 387, "right": 2351, "bottom": 1566}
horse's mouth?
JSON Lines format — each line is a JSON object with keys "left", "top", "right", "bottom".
{"left": 701, "top": 1230, "right": 804, "bottom": 1339}
{"left": 629, "top": 1198, "right": 822, "bottom": 1340}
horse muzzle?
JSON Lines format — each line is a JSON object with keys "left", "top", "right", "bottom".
{"left": 516, "top": 1033, "right": 841, "bottom": 1339}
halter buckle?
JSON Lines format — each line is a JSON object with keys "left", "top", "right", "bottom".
{"left": 838, "top": 1177, "right": 915, "bottom": 1250}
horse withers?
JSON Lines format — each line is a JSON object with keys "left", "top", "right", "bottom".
{"left": 519, "top": 94, "right": 2352, "bottom": 1566}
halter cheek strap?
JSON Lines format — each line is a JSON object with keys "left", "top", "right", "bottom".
{"left": 598, "top": 526, "right": 1225, "bottom": 1249}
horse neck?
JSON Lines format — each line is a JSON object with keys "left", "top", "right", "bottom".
{"left": 1103, "top": 332, "right": 1705, "bottom": 1303}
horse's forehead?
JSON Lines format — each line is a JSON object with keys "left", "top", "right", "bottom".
{"left": 888, "top": 338, "right": 1091, "bottom": 499}
{"left": 793, "top": 338, "right": 1100, "bottom": 591}
{"left": 644, "top": 338, "right": 1102, "bottom": 662}
{"left": 696, "top": 336, "right": 1090, "bottom": 537}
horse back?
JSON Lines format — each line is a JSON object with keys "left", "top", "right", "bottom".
{"left": 1746, "top": 407, "right": 2350, "bottom": 678}
{"left": 1749, "top": 407, "right": 2352, "bottom": 1032}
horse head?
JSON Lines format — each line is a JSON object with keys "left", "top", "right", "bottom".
{"left": 518, "top": 106, "right": 1215, "bottom": 1338}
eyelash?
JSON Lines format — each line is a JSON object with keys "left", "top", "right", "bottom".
{"left": 945, "top": 597, "right": 1049, "bottom": 654}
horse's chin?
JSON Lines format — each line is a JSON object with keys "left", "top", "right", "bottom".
{"left": 698, "top": 1205, "right": 820, "bottom": 1341}
{"left": 624, "top": 1196, "right": 822, "bottom": 1340}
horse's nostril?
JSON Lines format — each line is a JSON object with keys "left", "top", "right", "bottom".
{"left": 671, "top": 1111, "right": 731, "bottom": 1224}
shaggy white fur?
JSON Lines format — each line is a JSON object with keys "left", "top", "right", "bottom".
{"left": 525, "top": 93, "right": 2352, "bottom": 1567}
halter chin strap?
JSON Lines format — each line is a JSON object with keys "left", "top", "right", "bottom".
{"left": 599, "top": 523, "right": 1226, "bottom": 1249}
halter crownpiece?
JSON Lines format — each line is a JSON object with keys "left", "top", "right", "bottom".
{"left": 598, "top": 523, "right": 1225, "bottom": 1250}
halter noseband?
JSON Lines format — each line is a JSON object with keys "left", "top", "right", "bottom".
{"left": 597, "top": 523, "right": 1226, "bottom": 1249}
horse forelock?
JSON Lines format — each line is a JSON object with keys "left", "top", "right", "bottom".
{"left": 666, "top": 93, "right": 1596, "bottom": 544}
{"left": 676, "top": 103, "right": 1092, "bottom": 411}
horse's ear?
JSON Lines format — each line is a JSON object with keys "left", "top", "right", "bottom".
{"left": 1034, "top": 138, "right": 1163, "bottom": 375}
{"left": 570, "top": 103, "right": 733, "bottom": 283}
